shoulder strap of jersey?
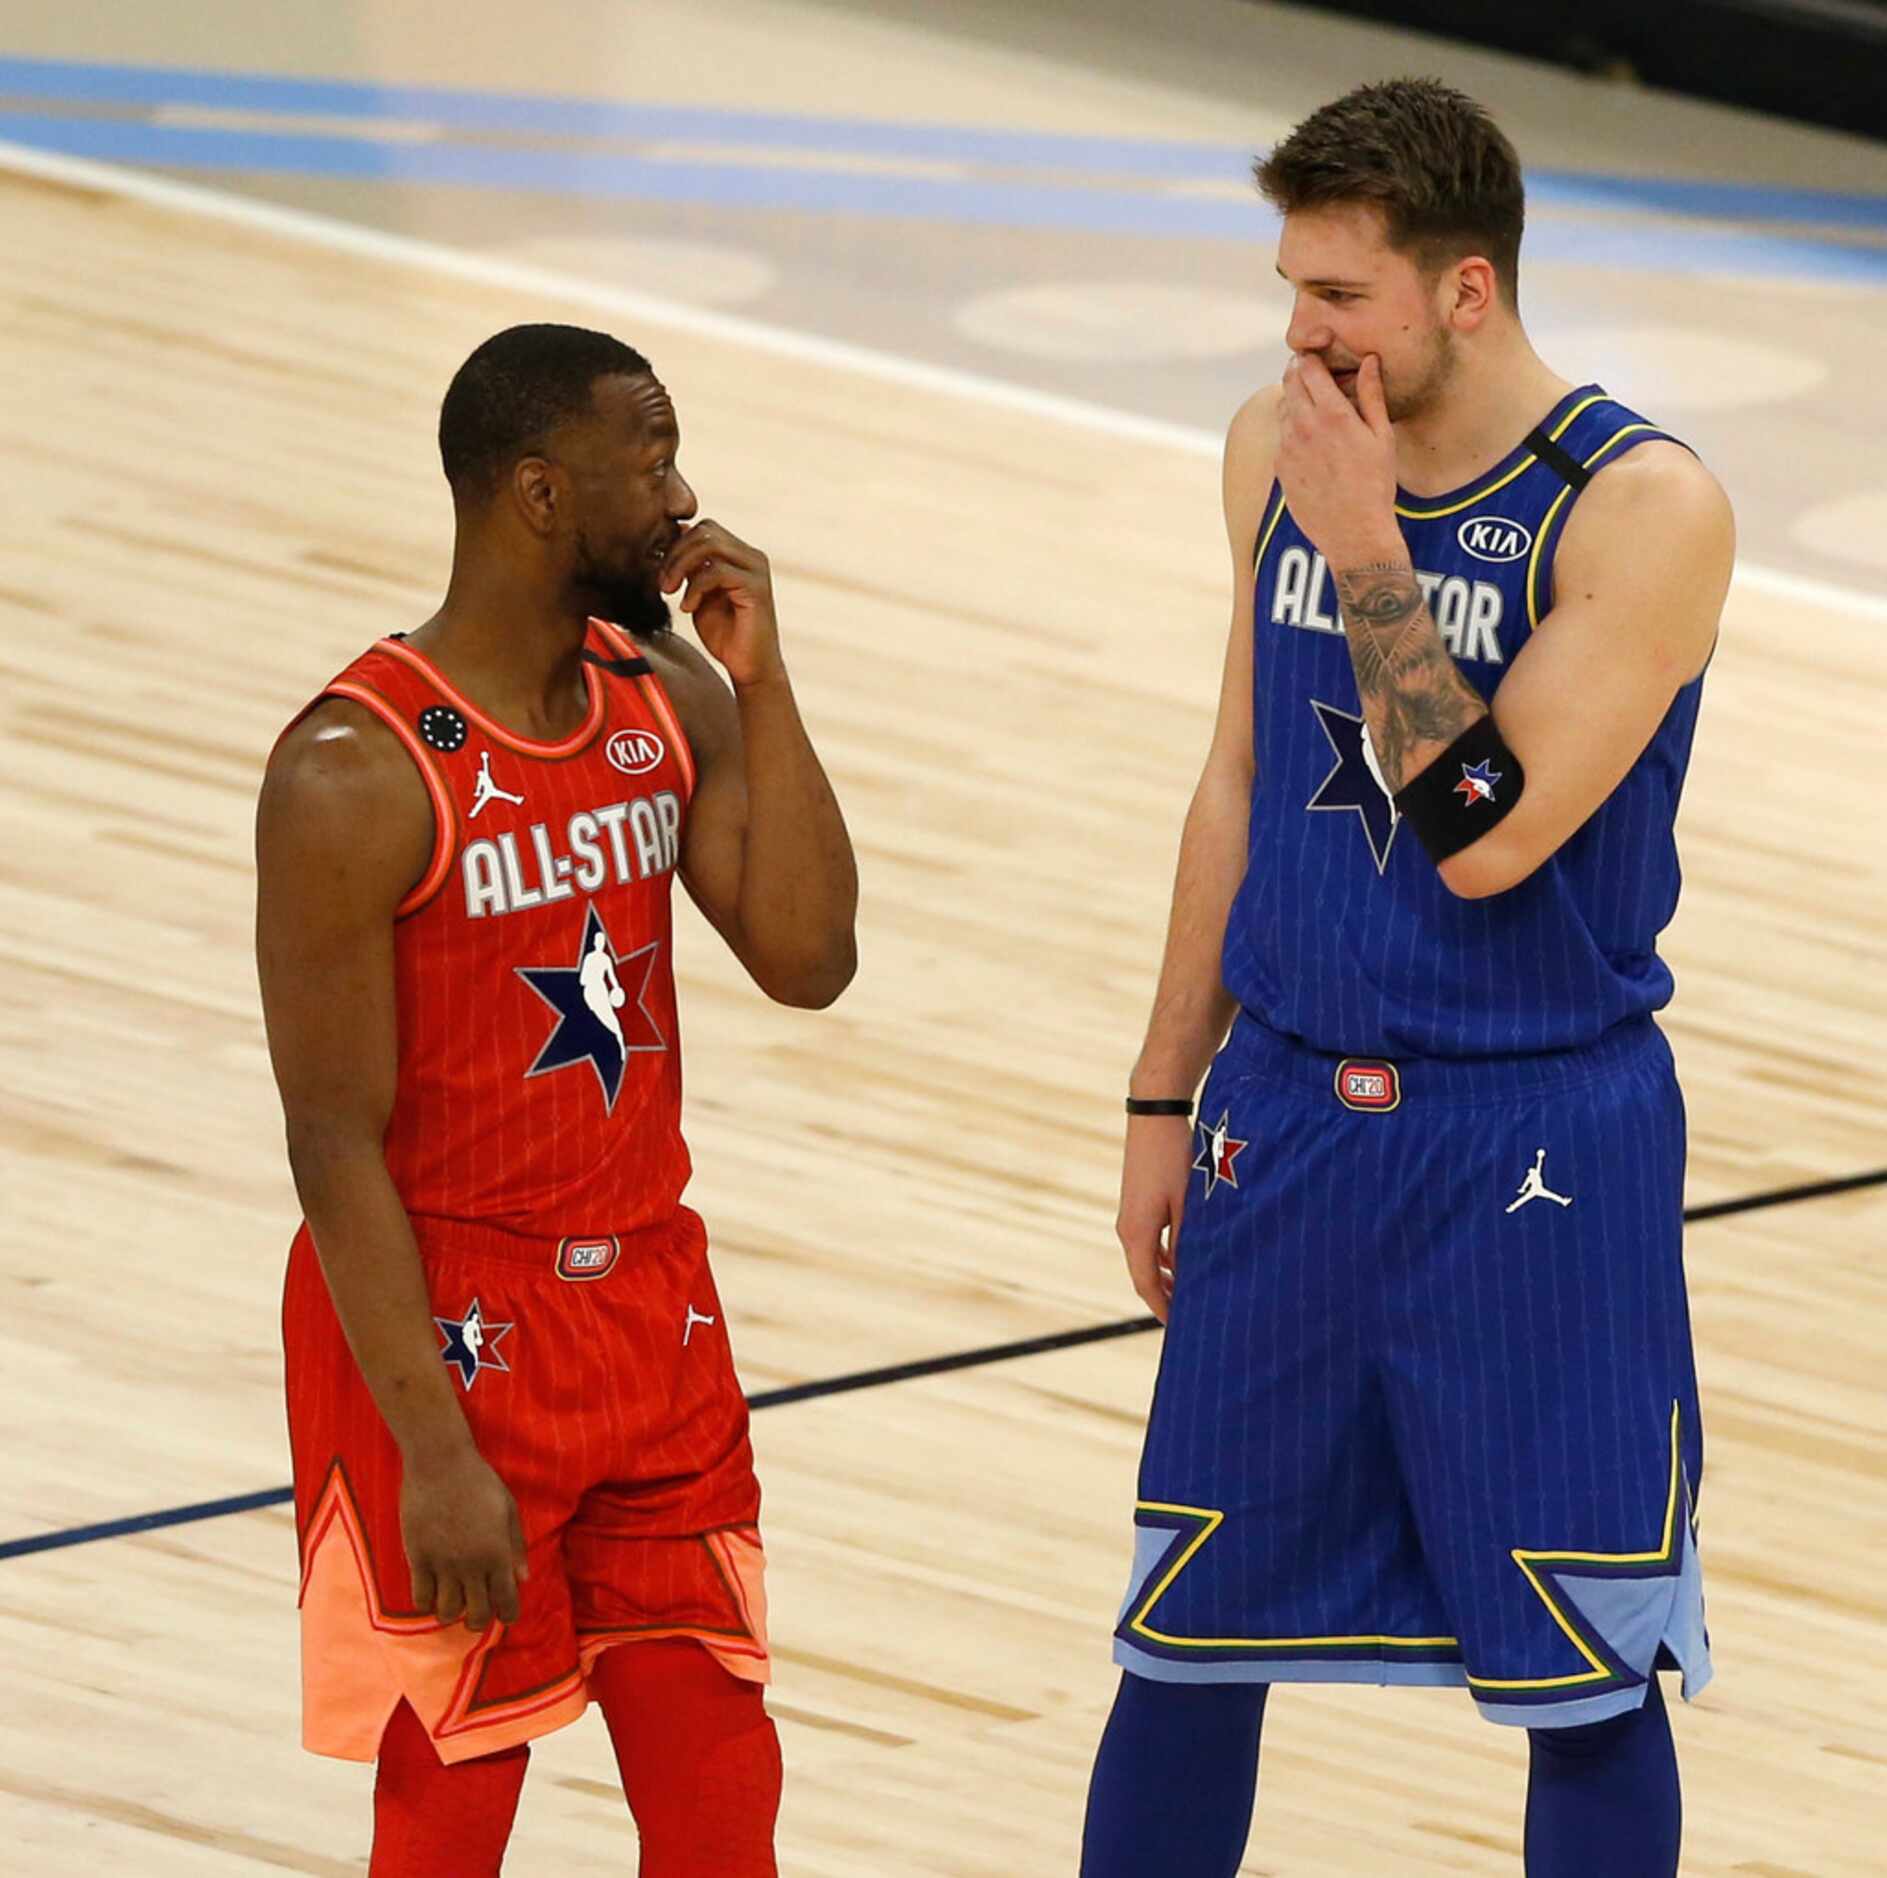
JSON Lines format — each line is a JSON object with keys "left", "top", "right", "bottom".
{"left": 292, "top": 647, "right": 461, "bottom": 919}
{"left": 1523, "top": 399, "right": 1692, "bottom": 631}
{"left": 588, "top": 618, "right": 698, "bottom": 802}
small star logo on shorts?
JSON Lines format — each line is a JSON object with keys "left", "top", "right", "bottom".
{"left": 1192, "top": 1110, "right": 1249, "bottom": 1199}
{"left": 435, "top": 1297, "right": 515, "bottom": 1390}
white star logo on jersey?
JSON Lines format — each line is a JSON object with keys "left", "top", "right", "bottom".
{"left": 1192, "top": 1109, "right": 1249, "bottom": 1199}
{"left": 516, "top": 905, "right": 665, "bottom": 1112}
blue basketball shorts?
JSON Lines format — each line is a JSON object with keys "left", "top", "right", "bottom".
{"left": 1114, "top": 1013, "right": 1711, "bottom": 1728}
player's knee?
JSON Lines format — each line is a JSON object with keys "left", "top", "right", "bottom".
{"left": 1528, "top": 1702, "right": 1647, "bottom": 1762}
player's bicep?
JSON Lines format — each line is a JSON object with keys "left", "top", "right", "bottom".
{"left": 660, "top": 652, "right": 752, "bottom": 948}
{"left": 1446, "top": 453, "right": 1731, "bottom": 896}
{"left": 1203, "top": 389, "right": 1278, "bottom": 786}
{"left": 255, "top": 710, "right": 430, "bottom": 1152}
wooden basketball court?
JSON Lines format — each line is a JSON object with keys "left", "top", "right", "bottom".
{"left": 1, "top": 74, "right": 1882, "bottom": 1878}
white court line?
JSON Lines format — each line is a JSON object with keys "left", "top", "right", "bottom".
{"left": 6, "top": 134, "right": 1884, "bottom": 624}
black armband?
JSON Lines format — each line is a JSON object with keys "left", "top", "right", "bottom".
{"left": 1125, "top": 1097, "right": 1194, "bottom": 1117}
{"left": 1391, "top": 715, "right": 1524, "bottom": 863}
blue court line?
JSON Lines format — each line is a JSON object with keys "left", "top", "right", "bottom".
{"left": 6, "top": 112, "right": 1887, "bottom": 283}
{"left": 0, "top": 1486, "right": 296, "bottom": 1561}
{"left": 4, "top": 1167, "right": 1881, "bottom": 1567}
{"left": 1, "top": 53, "right": 1885, "bottom": 233}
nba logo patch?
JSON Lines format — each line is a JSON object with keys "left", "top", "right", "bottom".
{"left": 1335, "top": 1058, "right": 1401, "bottom": 1112}
{"left": 556, "top": 1236, "right": 621, "bottom": 1281}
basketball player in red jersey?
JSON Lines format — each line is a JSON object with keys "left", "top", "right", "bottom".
{"left": 255, "top": 325, "right": 857, "bottom": 1875}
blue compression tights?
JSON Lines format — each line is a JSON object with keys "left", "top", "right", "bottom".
{"left": 1080, "top": 1676, "right": 1268, "bottom": 1877}
{"left": 1080, "top": 1672, "right": 1681, "bottom": 1878}
{"left": 1526, "top": 1673, "right": 1681, "bottom": 1877}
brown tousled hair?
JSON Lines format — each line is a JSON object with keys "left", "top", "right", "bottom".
{"left": 1255, "top": 79, "right": 1525, "bottom": 306}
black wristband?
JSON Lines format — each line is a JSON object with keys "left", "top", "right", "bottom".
{"left": 1125, "top": 1097, "right": 1194, "bottom": 1117}
{"left": 1392, "top": 714, "right": 1524, "bottom": 863}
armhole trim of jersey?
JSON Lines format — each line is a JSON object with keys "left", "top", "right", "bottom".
{"left": 1525, "top": 421, "right": 1675, "bottom": 631}
{"left": 1251, "top": 478, "right": 1289, "bottom": 574}
{"left": 589, "top": 618, "right": 698, "bottom": 803}
{"left": 326, "top": 678, "right": 459, "bottom": 919}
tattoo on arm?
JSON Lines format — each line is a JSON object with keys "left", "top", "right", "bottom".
{"left": 1333, "top": 561, "right": 1488, "bottom": 793}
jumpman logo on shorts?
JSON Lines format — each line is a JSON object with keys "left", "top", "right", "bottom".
{"left": 683, "top": 1305, "right": 716, "bottom": 1346}
{"left": 468, "top": 749, "right": 526, "bottom": 819}
{"left": 1505, "top": 1148, "right": 1573, "bottom": 1214}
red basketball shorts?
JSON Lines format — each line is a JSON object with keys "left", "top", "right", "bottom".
{"left": 283, "top": 1207, "right": 766, "bottom": 1765}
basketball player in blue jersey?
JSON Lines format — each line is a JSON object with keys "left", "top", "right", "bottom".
{"left": 1081, "top": 80, "right": 1733, "bottom": 1878}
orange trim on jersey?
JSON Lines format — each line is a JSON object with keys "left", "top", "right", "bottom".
{"left": 325, "top": 678, "right": 459, "bottom": 918}
{"left": 374, "top": 636, "right": 607, "bottom": 759}
{"left": 587, "top": 615, "right": 699, "bottom": 801}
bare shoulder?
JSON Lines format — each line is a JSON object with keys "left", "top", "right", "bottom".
{"left": 637, "top": 631, "right": 738, "bottom": 767}
{"left": 1565, "top": 441, "right": 1735, "bottom": 568}
{"left": 1226, "top": 384, "right": 1283, "bottom": 458}
{"left": 257, "top": 698, "right": 433, "bottom": 890}
{"left": 1223, "top": 386, "right": 1283, "bottom": 551}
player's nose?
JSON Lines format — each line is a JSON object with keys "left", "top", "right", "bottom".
{"left": 1284, "top": 295, "right": 1332, "bottom": 356}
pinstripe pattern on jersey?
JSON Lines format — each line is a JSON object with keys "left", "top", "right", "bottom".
{"left": 307, "top": 620, "right": 696, "bottom": 1236}
{"left": 589, "top": 616, "right": 698, "bottom": 801}
{"left": 1224, "top": 384, "right": 1699, "bottom": 1059}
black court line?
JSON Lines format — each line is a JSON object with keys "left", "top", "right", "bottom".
{"left": 4, "top": 1165, "right": 1882, "bottom": 1565}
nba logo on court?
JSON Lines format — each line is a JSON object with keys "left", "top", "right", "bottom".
{"left": 556, "top": 1236, "right": 622, "bottom": 1281}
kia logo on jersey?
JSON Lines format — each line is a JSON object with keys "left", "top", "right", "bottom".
{"left": 1456, "top": 515, "right": 1533, "bottom": 564}
{"left": 606, "top": 729, "right": 665, "bottom": 775}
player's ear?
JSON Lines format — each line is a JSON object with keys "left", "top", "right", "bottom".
{"left": 511, "top": 455, "right": 562, "bottom": 538}
{"left": 1449, "top": 256, "right": 1498, "bottom": 333}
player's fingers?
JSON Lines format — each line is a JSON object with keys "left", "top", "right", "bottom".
{"left": 462, "top": 1574, "right": 494, "bottom": 1635}
{"left": 1357, "top": 354, "right": 1393, "bottom": 435}
{"left": 491, "top": 1562, "right": 522, "bottom": 1628}
{"left": 433, "top": 1570, "right": 467, "bottom": 1625}
{"left": 663, "top": 522, "right": 756, "bottom": 582}
{"left": 507, "top": 1501, "right": 529, "bottom": 1581}
{"left": 409, "top": 1559, "right": 437, "bottom": 1615}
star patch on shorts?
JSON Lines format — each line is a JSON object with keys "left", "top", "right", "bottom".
{"left": 1192, "top": 1109, "right": 1249, "bottom": 1198}
{"left": 435, "top": 1296, "right": 514, "bottom": 1391}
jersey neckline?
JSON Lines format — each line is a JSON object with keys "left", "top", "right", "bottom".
{"left": 1392, "top": 383, "right": 1608, "bottom": 522}
{"left": 378, "top": 634, "right": 608, "bottom": 758}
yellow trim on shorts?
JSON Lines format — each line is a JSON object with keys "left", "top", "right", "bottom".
{"left": 1467, "top": 1401, "right": 1684, "bottom": 1692}
{"left": 1125, "top": 1500, "right": 1459, "bottom": 1652}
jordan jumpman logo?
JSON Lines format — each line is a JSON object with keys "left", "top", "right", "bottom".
{"left": 468, "top": 750, "right": 526, "bottom": 819}
{"left": 683, "top": 1305, "right": 717, "bottom": 1346}
{"left": 1505, "top": 1148, "right": 1573, "bottom": 1214}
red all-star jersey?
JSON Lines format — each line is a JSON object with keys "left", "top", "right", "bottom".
{"left": 294, "top": 619, "right": 697, "bottom": 1237}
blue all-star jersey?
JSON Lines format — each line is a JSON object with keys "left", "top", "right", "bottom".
{"left": 1221, "top": 385, "right": 1705, "bottom": 1058}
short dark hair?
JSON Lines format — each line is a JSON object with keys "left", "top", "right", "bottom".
{"left": 1255, "top": 79, "right": 1525, "bottom": 305}
{"left": 438, "top": 323, "right": 653, "bottom": 497}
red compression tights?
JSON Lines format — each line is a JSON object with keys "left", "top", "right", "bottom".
{"left": 368, "top": 1643, "right": 780, "bottom": 1876}
{"left": 592, "top": 1638, "right": 783, "bottom": 1877}
{"left": 370, "top": 1699, "right": 529, "bottom": 1876}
